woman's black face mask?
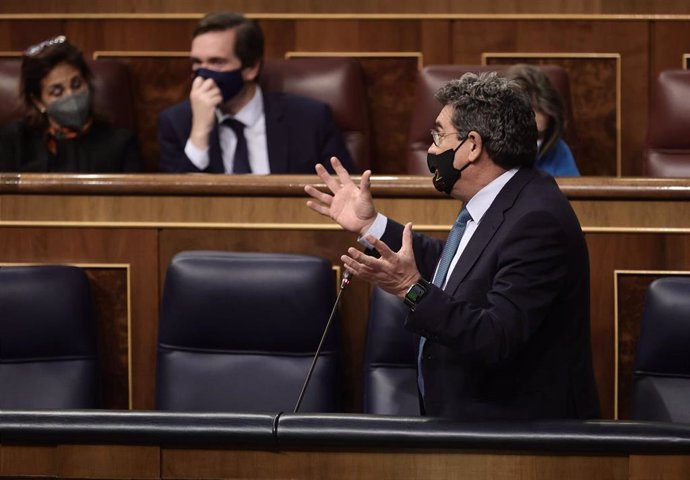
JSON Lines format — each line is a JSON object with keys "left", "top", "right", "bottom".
{"left": 426, "top": 136, "right": 470, "bottom": 195}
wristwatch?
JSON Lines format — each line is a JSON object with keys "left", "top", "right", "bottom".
{"left": 404, "top": 278, "right": 431, "bottom": 311}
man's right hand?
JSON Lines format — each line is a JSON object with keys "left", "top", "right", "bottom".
{"left": 189, "top": 75, "right": 222, "bottom": 150}
{"left": 304, "top": 157, "right": 377, "bottom": 236}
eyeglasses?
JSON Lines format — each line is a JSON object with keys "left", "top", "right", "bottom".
{"left": 430, "top": 130, "right": 462, "bottom": 148}
{"left": 24, "top": 35, "right": 67, "bottom": 57}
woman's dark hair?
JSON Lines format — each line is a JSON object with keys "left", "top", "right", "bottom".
{"left": 504, "top": 64, "right": 565, "bottom": 159}
{"left": 193, "top": 11, "right": 264, "bottom": 72}
{"left": 20, "top": 36, "right": 93, "bottom": 128}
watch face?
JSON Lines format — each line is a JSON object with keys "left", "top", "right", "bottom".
{"left": 406, "top": 284, "right": 425, "bottom": 303}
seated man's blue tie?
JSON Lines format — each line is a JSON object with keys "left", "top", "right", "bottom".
{"left": 417, "top": 207, "right": 472, "bottom": 399}
{"left": 223, "top": 118, "right": 251, "bottom": 174}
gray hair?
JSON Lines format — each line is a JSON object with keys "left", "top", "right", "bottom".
{"left": 435, "top": 71, "right": 537, "bottom": 169}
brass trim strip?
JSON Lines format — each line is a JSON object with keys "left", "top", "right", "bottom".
{"left": 0, "top": 262, "right": 133, "bottom": 409}
{"left": 0, "top": 221, "right": 348, "bottom": 229}
{"left": 582, "top": 227, "right": 690, "bottom": 233}
{"left": 3, "top": 221, "right": 690, "bottom": 233}
{"left": 125, "top": 264, "right": 133, "bottom": 410}
{"left": 0, "top": 261, "right": 130, "bottom": 268}
{"left": 92, "top": 51, "right": 189, "bottom": 59}
{"left": 4, "top": 14, "right": 690, "bottom": 21}
{"left": 286, "top": 51, "right": 424, "bottom": 70}
{"left": 481, "top": 52, "right": 622, "bottom": 177}
{"left": 91, "top": 49, "right": 426, "bottom": 69}
{"left": 483, "top": 52, "right": 624, "bottom": 59}
{"left": 613, "top": 269, "right": 620, "bottom": 420}
{"left": 612, "top": 269, "right": 690, "bottom": 419}
{"left": 333, "top": 265, "right": 342, "bottom": 290}
{"left": 4, "top": 50, "right": 191, "bottom": 60}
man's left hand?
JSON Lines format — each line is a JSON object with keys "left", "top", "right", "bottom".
{"left": 342, "top": 222, "right": 421, "bottom": 298}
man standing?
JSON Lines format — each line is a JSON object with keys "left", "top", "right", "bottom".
{"left": 158, "top": 11, "right": 355, "bottom": 174}
{"left": 305, "top": 72, "right": 600, "bottom": 420}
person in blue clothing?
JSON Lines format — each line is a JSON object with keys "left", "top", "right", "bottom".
{"left": 505, "top": 64, "right": 580, "bottom": 177}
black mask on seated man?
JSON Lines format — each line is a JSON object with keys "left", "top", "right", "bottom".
{"left": 195, "top": 67, "right": 244, "bottom": 103}
{"left": 427, "top": 136, "right": 470, "bottom": 195}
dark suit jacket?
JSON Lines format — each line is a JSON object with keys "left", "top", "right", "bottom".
{"left": 0, "top": 120, "right": 142, "bottom": 173}
{"left": 157, "top": 91, "right": 356, "bottom": 173}
{"left": 382, "top": 167, "right": 600, "bottom": 420}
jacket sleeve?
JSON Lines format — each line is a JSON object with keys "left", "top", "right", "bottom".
{"left": 157, "top": 110, "right": 201, "bottom": 173}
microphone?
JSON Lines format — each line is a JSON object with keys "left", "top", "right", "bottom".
{"left": 293, "top": 269, "right": 351, "bottom": 413}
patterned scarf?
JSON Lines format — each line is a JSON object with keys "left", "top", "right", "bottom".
{"left": 46, "top": 119, "right": 93, "bottom": 156}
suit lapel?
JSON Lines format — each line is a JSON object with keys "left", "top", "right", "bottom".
{"left": 444, "top": 167, "right": 537, "bottom": 293}
{"left": 263, "top": 93, "right": 289, "bottom": 173}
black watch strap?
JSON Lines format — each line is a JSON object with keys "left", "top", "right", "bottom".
{"left": 404, "top": 278, "right": 431, "bottom": 311}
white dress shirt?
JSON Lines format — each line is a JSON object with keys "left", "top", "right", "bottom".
{"left": 183, "top": 86, "right": 270, "bottom": 174}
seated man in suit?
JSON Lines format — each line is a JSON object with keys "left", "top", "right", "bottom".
{"left": 158, "top": 11, "right": 355, "bottom": 174}
{"left": 305, "top": 72, "right": 600, "bottom": 420}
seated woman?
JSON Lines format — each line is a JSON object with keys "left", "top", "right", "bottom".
{"left": 504, "top": 64, "right": 580, "bottom": 177}
{"left": 0, "top": 35, "right": 142, "bottom": 172}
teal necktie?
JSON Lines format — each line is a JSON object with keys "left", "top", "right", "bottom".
{"left": 417, "top": 207, "right": 472, "bottom": 398}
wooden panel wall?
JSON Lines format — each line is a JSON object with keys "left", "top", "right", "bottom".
{"left": 0, "top": 15, "right": 689, "bottom": 176}
{"left": 2, "top": 174, "right": 690, "bottom": 419}
{"left": 0, "top": 227, "right": 159, "bottom": 409}
{"left": 0, "top": 443, "right": 668, "bottom": 480}
{"left": 3, "top": 1, "right": 690, "bottom": 14}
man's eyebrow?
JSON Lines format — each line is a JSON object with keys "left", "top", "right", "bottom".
{"left": 189, "top": 56, "right": 201, "bottom": 63}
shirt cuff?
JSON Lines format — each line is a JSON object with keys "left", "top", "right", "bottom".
{"left": 184, "top": 139, "right": 211, "bottom": 170}
{"left": 357, "top": 213, "right": 388, "bottom": 250}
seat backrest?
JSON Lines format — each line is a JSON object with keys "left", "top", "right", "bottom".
{"left": 644, "top": 70, "right": 690, "bottom": 177}
{"left": 406, "top": 64, "right": 576, "bottom": 174}
{"left": 631, "top": 277, "right": 690, "bottom": 423}
{"left": 261, "top": 58, "right": 370, "bottom": 171}
{"left": 0, "top": 59, "right": 25, "bottom": 127}
{"left": 362, "top": 287, "right": 419, "bottom": 415}
{"left": 0, "top": 265, "right": 99, "bottom": 409}
{"left": 0, "top": 58, "right": 135, "bottom": 129}
{"left": 156, "top": 251, "right": 340, "bottom": 413}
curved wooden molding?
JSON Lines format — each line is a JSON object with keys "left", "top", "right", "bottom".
{"left": 286, "top": 51, "right": 424, "bottom": 70}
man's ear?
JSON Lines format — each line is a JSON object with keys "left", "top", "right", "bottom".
{"left": 466, "top": 130, "right": 483, "bottom": 162}
{"left": 242, "top": 60, "right": 261, "bottom": 83}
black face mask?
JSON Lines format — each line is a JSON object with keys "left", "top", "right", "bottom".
{"left": 427, "top": 137, "right": 471, "bottom": 195}
{"left": 195, "top": 67, "right": 244, "bottom": 103}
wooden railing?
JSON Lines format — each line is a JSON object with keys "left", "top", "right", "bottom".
{"left": 2, "top": 173, "right": 690, "bottom": 418}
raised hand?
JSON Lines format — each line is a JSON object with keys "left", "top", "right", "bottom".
{"left": 305, "top": 157, "right": 377, "bottom": 236}
{"left": 189, "top": 75, "right": 222, "bottom": 150}
{"left": 342, "top": 222, "right": 420, "bottom": 297}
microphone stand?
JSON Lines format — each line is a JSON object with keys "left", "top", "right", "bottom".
{"left": 293, "top": 270, "right": 351, "bottom": 413}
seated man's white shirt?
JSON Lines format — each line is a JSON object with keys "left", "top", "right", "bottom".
{"left": 184, "top": 86, "right": 270, "bottom": 174}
